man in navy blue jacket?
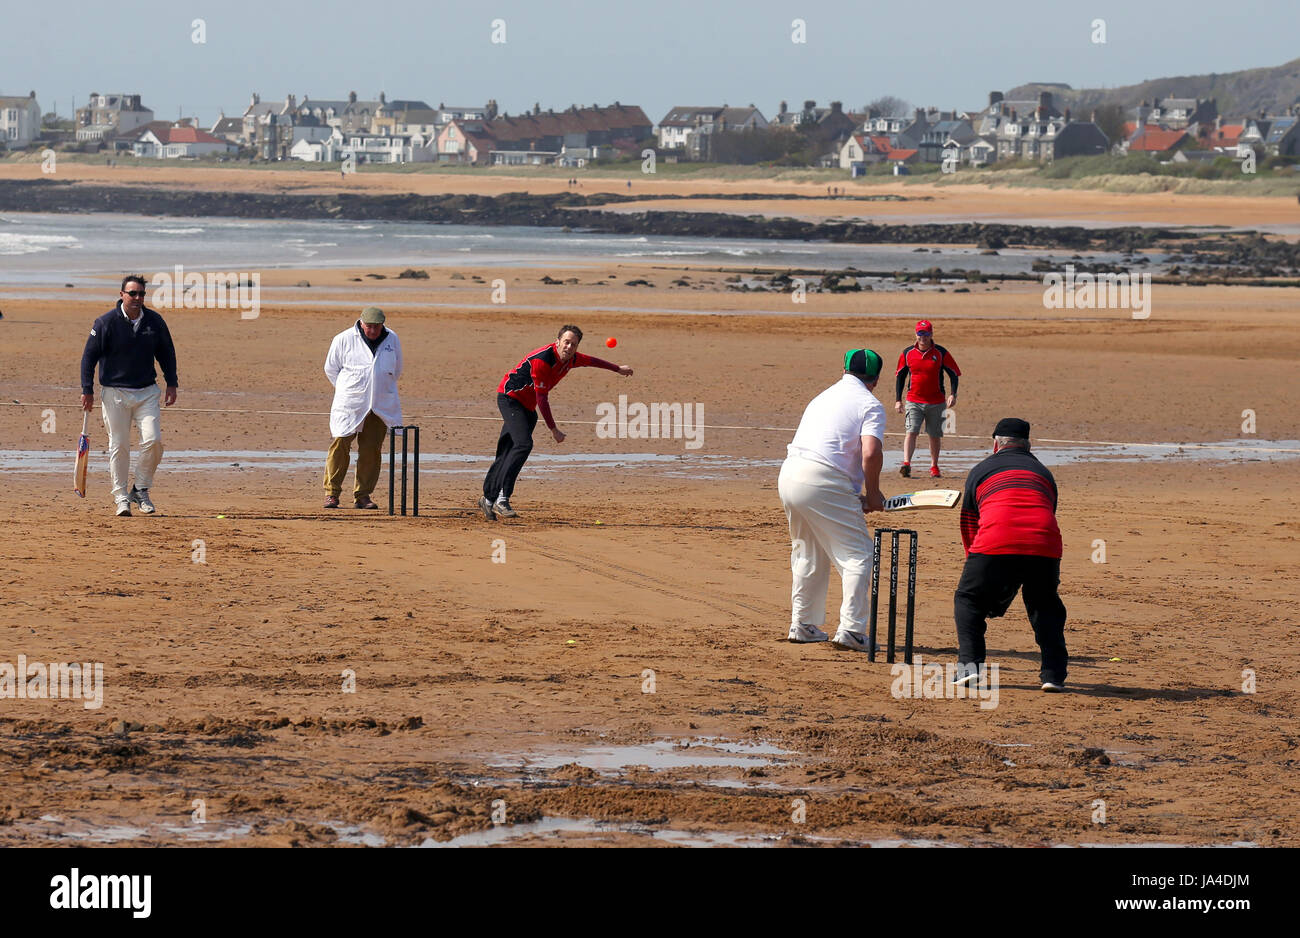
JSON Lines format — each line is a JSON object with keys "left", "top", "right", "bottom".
{"left": 80, "top": 275, "right": 179, "bottom": 516}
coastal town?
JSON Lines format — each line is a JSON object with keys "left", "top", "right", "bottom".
{"left": 2, "top": 85, "right": 1298, "bottom": 173}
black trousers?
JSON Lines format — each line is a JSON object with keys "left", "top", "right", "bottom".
{"left": 954, "top": 553, "right": 1068, "bottom": 684}
{"left": 483, "top": 393, "right": 538, "bottom": 500}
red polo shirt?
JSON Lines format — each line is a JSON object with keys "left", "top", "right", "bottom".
{"left": 896, "top": 342, "right": 960, "bottom": 405}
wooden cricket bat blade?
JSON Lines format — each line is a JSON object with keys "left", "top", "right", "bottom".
{"left": 883, "top": 489, "right": 961, "bottom": 511}
{"left": 73, "top": 411, "right": 89, "bottom": 498}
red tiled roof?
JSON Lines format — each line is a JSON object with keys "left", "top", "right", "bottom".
{"left": 1210, "top": 124, "right": 1243, "bottom": 146}
{"left": 1122, "top": 121, "right": 1137, "bottom": 138}
{"left": 156, "top": 126, "right": 229, "bottom": 145}
{"left": 1129, "top": 126, "right": 1187, "bottom": 152}
{"left": 887, "top": 148, "right": 917, "bottom": 161}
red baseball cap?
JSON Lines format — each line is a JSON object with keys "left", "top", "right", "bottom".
{"left": 915, "top": 320, "right": 933, "bottom": 334}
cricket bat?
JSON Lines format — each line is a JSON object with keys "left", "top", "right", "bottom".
{"left": 73, "top": 411, "right": 89, "bottom": 498}
{"left": 883, "top": 489, "right": 961, "bottom": 512}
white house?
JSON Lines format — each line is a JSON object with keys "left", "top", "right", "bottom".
{"left": 838, "top": 133, "right": 883, "bottom": 169}
{"left": 0, "top": 91, "right": 41, "bottom": 148}
{"left": 133, "top": 125, "right": 238, "bottom": 158}
{"left": 291, "top": 128, "right": 435, "bottom": 163}
{"left": 656, "top": 105, "right": 767, "bottom": 156}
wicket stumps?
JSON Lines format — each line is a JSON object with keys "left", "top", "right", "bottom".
{"left": 388, "top": 425, "right": 420, "bottom": 516}
{"left": 869, "top": 528, "right": 917, "bottom": 664}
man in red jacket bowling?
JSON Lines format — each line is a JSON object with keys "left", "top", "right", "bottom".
{"left": 479, "top": 324, "right": 633, "bottom": 520}
{"left": 953, "top": 418, "right": 1068, "bottom": 693}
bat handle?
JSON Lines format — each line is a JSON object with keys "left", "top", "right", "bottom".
{"left": 81, "top": 411, "right": 89, "bottom": 435}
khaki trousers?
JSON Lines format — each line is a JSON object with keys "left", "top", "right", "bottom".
{"left": 324, "top": 411, "right": 388, "bottom": 499}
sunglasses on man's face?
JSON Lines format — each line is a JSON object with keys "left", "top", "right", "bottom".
{"left": 123, "top": 290, "right": 146, "bottom": 298}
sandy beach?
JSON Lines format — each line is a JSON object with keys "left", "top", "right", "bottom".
{"left": 1, "top": 252, "right": 1297, "bottom": 845}
{"left": 4, "top": 160, "right": 1298, "bottom": 229}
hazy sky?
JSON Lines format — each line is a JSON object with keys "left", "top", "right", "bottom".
{"left": 5, "top": 0, "right": 1297, "bottom": 126}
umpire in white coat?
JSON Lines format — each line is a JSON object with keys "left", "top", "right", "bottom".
{"left": 323, "top": 306, "right": 403, "bottom": 509}
{"left": 778, "top": 349, "right": 887, "bottom": 651}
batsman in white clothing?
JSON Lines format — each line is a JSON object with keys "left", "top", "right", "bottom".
{"left": 778, "top": 349, "right": 887, "bottom": 651}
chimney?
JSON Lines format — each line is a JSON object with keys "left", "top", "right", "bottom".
{"left": 1090, "top": 109, "right": 1097, "bottom": 123}
{"left": 379, "top": 92, "right": 386, "bottom": 104}
{"left": 1065, "top": 108, "right": 1071, "bottom": 123}
{"left": 1039, "top": 91, "right": 1052, "bottom": 110}
{"left": 831, "top": 101, "right": 842, "bottom": 114}
{"left": 803, "top": 100, "right": 816, "bottom": 112}
{"left": 989, "top": 91, "right": 1003, "bottom": 108}
{"left": 349, "top": 91, "right": 357, "bottom": 104}
{"left": 779, "top": 100, "right": 787, "bottom": 115}
{"left": 29, "top": 90, "right": 35, "bottom": 98}
{"left": 251, "top": 92, "right": 260, "bottom": 106}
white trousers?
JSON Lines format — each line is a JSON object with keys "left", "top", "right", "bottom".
{"left": 778, "top": 454, "right": 875, "bottom": 633}
{"left": 101, "top": 385, "right": 163, "bottom": 503}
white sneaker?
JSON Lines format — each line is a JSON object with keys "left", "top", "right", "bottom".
{"left": 787, "top": 623, "right": 829, "bottom": 643}
{"left": 1041, "top": 680, "right": 1066, "bottom": 693}
{"left": 494, "top": 496, "right": 518, "bottom": 518}
{"left": 830, "top": 630, "right": 871, "bottom": 652}
{"left": 952, "top": 663, "right": 983, "bottom": 686}
{"left": 130, "top": 486, "right": 156, "bottom": 514}
{"left": 115, "top": 499, "right": 132, "bottom": 517}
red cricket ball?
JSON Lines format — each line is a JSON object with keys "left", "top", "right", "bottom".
{"left": 606, "top": 337, "right": 617, "bottom": 348}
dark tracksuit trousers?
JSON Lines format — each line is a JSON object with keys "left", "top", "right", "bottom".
{"left": 483, "top": 393, "right": 538, "bottom": 501}
{"left": 954, "top": 553, "right": 1068, "bottom": 684}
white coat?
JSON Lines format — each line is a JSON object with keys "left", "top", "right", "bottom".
{"left": 324, "top": 323, "right": 403, "bottom": 438}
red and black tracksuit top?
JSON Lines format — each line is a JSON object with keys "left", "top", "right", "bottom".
{"left": 960, "top": 448, "right": 1062, "bottom": 558}
{"left": 497, "top": 343, "right": 619, "bottom": 430}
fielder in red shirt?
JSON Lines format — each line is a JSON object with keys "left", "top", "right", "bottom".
{"left": 479, "top": 324, "right": 633, "bottom": 520}
{"left": 894, "top": 319, "right": 960, "bottom": 479}
{"left": 952, "top": 418, "right": 1068, "bottom": 693}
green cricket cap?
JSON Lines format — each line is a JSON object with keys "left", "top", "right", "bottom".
{"left": 844, "top": 348, "right": 882, "bottom": 379}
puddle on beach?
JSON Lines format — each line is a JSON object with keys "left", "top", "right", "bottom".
{"left": 488, "top": 737, "right": 793, "bottom": 774}
{"left": 4, "top": 438, "right": 1297, "bottom": 480}
{"left": 17, "top": 811, "right": 1260, "bottom": 848}
{"left": 28, "top": 814, "right": 254, "bottom": 843}
{"left": 21, "top": 814, "right": 384, "bottom": 845}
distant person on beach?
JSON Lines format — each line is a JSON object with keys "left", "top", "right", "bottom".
{"left": 478, "top": 325, "right": 633, "bottom": 521}
{"left": 80, "top": 274, "right": 179, "bottom": 516}
{"left": 322, "top": 306, "right": 403, "bottom": 509}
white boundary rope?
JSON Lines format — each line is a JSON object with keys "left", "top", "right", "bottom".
{"left": 3, "top": 402, "right": 1298, "bottom": 453}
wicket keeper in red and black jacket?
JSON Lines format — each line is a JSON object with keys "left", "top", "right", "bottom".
{"left": 953, "top": 418, "right": 1068, "bottom": 692}
{"left": 478, "top": 324, "right": 633, "bottom": 521}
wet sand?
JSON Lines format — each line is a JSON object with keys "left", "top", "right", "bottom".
{"left": 1, "top": 264, "right": 1298, "bottom": 846}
